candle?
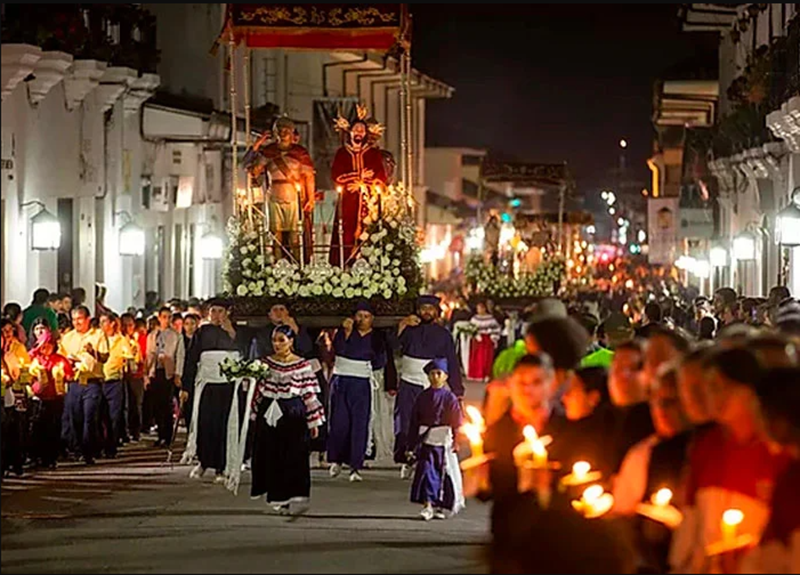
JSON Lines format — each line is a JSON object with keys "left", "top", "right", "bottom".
{"left": 523, "top": 424, "right": 548, "bottom": 468}
{"left": 461, "top": 405, "right": 486, "bottom": 458}
{"left": 571, "top": 484, "right": 614, "bottom": 518}
{"left": 572, "top": 461, "right": 590, "bottom": 483}
{"left": 652, "top": 488, "right": 673, "bottom": 508}
{"left": 721, "top": 508, "right": 744, "bottom": 545}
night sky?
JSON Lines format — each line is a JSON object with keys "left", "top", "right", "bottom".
{"left": 412, "top": 4, "right": 718, "bottom": 195}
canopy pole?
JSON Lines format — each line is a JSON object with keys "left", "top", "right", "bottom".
{"left": 404, "top": 47, "right": 414, "bottom": 216}
{"left": 229, "top": 34, "right": 239, "bottom": 219}
{"left": 399, "top": 50, "right": 408, "bottom": 197}
{"left": 243, "top": 47, "right": 253, "bottom": 230}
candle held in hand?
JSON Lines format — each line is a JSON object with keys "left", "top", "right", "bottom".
{"left": 721, "top": 508, "right": 744, "bottom": 544}
{"left": 652, "top": 488, "right": 673, "bottom": 508}
{"left": 572, "top": 461, "right": 590, "bottom": 482}
{"left": 523, "top": 424, "right": 548, "bottom": 467}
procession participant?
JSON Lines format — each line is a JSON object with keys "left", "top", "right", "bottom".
{"left": 181, "top": 313, "right": 201, "bottom": 430}
{"left": 407, "top": 358, "right": 464, "bottom": 521}
{"left": 122, "top": 315, "right": 147, "bottom": 442}
{"left": 181, "top": 298, "right": 249, "bottom": 481}
{"left": 329, "top": 105, "right": 388, "bottom": 266}
{"left": 608, "top": 340, "right": 655, "bottom": 474}
{"left": 2, "top": 318, "right": 32, "bottom": 476}
{"left": 29, "top": 331, "right": 72, "bottom": 468}
{"left": 22, "top": 288, "right": 58, "bottom": 335}
{"left": 145, "top": 307, "right": 185, "bottom": 448}
{"left": 395, "top": 295, "right": 464, "bottom": 479}
{"left": 243, "top": 325, "right": 324, "bottom": 513}
{"left": 547, "top": 366, "right": 616, "bottom": 479}
{"left": 243, "top": 117, "right": 315, "bottom": 262}
{"left": 669, "top": 348, "right": 790, "bottom": 574}
{"left": 250, "top": 303, "right": 313, "bottom": 360}
{"left": 27, "top": 316, "right": 51, "bottom": 350}
{"left": 3, "top": 303, "right": 28, "bottom": 344}
{"left": 58, "top": 305, "right": 105, "bottom": 464}
{"left": 468, "top": 301, "right": 502, "bottom": 381}
{"left": 612, "top": 365, "right": 692, "bottom": 573}
{"left": 741, "top": 366, "right": 800, "bottom": 574}
{"left": 98, "top": 312, "right": 132, "bottom": 458}
{"left": 327, "top": 301, "right": 387, "bottom": 482}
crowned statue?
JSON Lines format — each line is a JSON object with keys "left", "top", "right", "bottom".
{"left": 243, "top": 116, "right": 316, "bottom": 263}
{"left": 329, "top": 105, "right": 391, "bottom": 267}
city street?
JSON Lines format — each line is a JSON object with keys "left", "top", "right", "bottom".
{"left": 1, "top": 383, "right": 490, "bottom": 575}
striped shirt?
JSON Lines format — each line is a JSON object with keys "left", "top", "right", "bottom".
{"left": 252, "top": 357, "right": 324, "bottom": 429}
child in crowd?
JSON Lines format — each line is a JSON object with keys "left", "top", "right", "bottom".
{"left": 407, "top": 358, "right": 464, "bottom": 521}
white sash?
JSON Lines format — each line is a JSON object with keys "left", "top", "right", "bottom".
{"left": 180, "top": 350, "right": 241, "bottom": 465}
{"left": 224, "top": 373, "right": 257, "bottom": 496}
{"left": 400, "top": 356, "right": 430, "bottom": 388}
{"left": 333, "top": 356, "right": 373, "bottom": 379}
{"left": 418, "top": 425, "right": 465, "bottom": 515}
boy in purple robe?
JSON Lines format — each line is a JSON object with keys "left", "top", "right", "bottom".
{"left": 407, "top": 358, "right": 465, "bottom": 521}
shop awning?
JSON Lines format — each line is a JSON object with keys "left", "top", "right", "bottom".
{"left": 219, "top": 4, "right": 409, "bottom": 51}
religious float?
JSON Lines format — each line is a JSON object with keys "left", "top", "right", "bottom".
{"left": 214, "top": 4, "right": 421, "bottom": 326}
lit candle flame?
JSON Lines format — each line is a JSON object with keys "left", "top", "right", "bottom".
{"left": 523, "top": 424, "right": 549, "bottom": 467}
{"left": 572, "top": 461, "right": 591, "bottom": 481}
{"left": 336, "top": 185, "right": 343, "bottom": 194}
{"left": 721, "top": 508, "right": 744, "bottom": 545}
{"left": 294, "top": 182, "right": 302, "bottom": 192}
{"left": 652, "top": 488, "right": 673, "bottom": 508}
{"left": 583, "top": 484, "right": 604, "bottom": 504}
{"left": 465, "top": 405, "right": 484, "bottom": 429}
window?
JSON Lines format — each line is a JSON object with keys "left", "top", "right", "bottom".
{"left": 461, "top": 155, "right": 482, "bottom": 167}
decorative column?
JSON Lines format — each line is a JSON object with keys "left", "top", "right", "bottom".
{"left": 1, "top": 43, "right": 42, "bottom": 102}
{"left": 64, "top": 60, "right": 108, "bottom": 111}
{"left": 27, "top": 51, "right": 73, "bottom": 105}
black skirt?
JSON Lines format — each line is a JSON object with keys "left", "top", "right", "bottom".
{"left": 197, "top": 382, "right": 235, "bottom": 473}
{"left": 251, "top": 396, "right": 311, "bottom": 504}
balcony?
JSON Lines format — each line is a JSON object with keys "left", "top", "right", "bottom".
{"left": 1, "top": 4, "right": 159, "bottom": 74}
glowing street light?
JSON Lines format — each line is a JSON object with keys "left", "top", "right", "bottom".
{"left": 201, "top": 231, "right": 224, "bottom": 260}
{"left": 777, "top": 188, "right": 800, "bottom": 247}
{"left": 119, "top": 221, "right": 145, "bottom": 256}
{"left": 733, "top": 232, "right": 756, "bottom": 261}
{"left": 619, "top": 139, "right": 628, "bottom": 149}
{"left": 710, "top": 246, "right": 728, "bottom": 267}
{"left": 26, "top": 202, "right": 61, "bottom": 251}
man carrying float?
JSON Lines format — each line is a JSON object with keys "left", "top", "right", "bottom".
{"left": 327, "top": 301, "right": 389, "bottom": 483}
{"left": 395, "top": 295, "right": 464, "bottom": 479}
{"left": 244, "top": 117, "right": 316, "bottom": 263}
{"left": 181, "top": 298, "right": 250, "bottom": 481}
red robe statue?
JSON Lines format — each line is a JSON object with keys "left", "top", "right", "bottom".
{"left": 329, "top": 142, "right": 388, "bottom": 267}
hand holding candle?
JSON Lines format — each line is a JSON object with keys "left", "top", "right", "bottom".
{"left": 721, "top": 509, "right": 744, "bottom": 545}
{"left": 460, "top": 405, "right": 485, "bottom": 457}
{"left": 522, "top": 424, "right": 550, "bottom": 468}
{"left": 571, "top": 484, "right": 614, "bottom": 518}
{"left": 635, "top": 487, "right": 683, "bottom": 529}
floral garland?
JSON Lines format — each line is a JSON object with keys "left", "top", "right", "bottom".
{"left": 223, "top": 183, "right": 422, "bottom": 305}
{"left": 454, "top": 322, "right": 479, "bottom": 338}
{"left": 465, "top": 255, "right": 566, "bottom": 300}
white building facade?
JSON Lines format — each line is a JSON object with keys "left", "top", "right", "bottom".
{"left": 2, "top": 3, "right": 453, "bottom": 311}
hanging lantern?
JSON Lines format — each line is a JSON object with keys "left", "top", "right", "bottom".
{"left": 733, "top": 231, "right": 756, "bottom": 261}
{"left": 119, "top": 221, "right": 145, "bottom": 256}
{"left": 201, "top": 232, "right": 224, "bottom": 260}
{"left": 710, "top": 246, "right": 728, "bottom": 267}
{"left": 777, "top": 189, "right": 800, "bottom": 248}
{"left": 30, "top": 207, "right": 61, "bottom": 251}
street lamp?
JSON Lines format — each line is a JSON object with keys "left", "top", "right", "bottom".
{"left": 619, "top": 139, "right": 628, "bottom": 149}
{"left": 692, "top": 259, "right": 711, "bottom": 279}
{"left": 116, "top": 211, "right": 145, "bottom": 256}
{"left": 201, "top": 231, "right": 224, "bottom": 260}
{"left": 733, "top": 231, "right": 756, "bottom": 261}
{"left": 777, "top": 188, "right": 800, "bottom": 247}
{"left": 710, "top": 246, "right": 728, "bottom": 267}
{"left": 23, "top": 201, "right": 61, "bottom": 251}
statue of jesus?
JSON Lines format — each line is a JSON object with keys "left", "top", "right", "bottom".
{"left": 329, "top": 106, "right": 388, "bottom": 267}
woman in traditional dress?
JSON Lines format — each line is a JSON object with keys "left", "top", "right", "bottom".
{"left": 248, "top": 325, "right": 325, "bottom": 513}
{"left": 468, "top": 301, "right": 502, "bottom": 381}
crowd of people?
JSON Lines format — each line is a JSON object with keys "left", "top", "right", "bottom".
{"left": 3, "top": 278, "right": 800, "bottom": 573}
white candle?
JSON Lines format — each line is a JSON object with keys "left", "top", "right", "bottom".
{"left": 721, "top": 508, "right": 744, "bottom": 545}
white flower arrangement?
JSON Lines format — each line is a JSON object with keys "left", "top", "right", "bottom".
{"left": 224, "top": 183, "right": 422, "bottom": 303}
{"left": 465, "top": 255, "right": 566, "bottom": 300}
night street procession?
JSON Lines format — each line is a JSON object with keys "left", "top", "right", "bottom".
{"left": 2, "top": 3, "right": 800, "bottom": 574}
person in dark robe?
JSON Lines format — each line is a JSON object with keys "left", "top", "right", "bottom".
{"left": 394, "top": 295, "right": 464, "bottom": 479}
{"left": 408, "top": 358, "right": 464, "bottom": 520}
{"left": 181, "top": 298, "right": 251, "bottom": 482}
{"left": 250, "top": 303, "right": 313, "bottom": 360}
{"left": 327, "top": 301, "right": 387, "bottom": 482}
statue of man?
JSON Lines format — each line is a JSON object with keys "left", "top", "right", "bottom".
{"left": 244, "top": 117, "right": 315, "bottom": 262}
{"left": 329, "top": 107, "right": 388, "bottom": 267}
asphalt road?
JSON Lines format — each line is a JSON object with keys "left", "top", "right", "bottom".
{"left": 1, "top": 382, "right": 491, "bottom": 574}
